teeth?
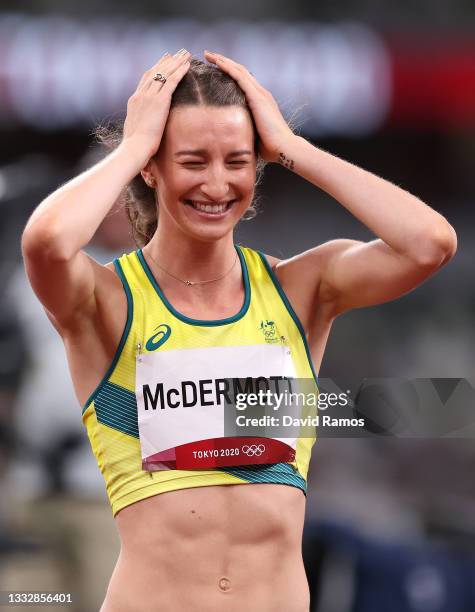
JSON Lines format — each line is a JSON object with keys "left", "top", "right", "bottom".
{"left": 189, "top": 200, "right": 231, "bottom": 214}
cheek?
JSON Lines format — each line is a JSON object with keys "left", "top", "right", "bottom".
{"left": 239, "top": 167, "right": 257, "bottom": 190}
{"left": 163, "top": 172, "right": 196, "bottom": 197}
{"left": 246, "top": 175, "right": 257, "bottom": 194}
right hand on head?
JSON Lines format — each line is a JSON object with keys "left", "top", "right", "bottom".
{"left": 121, "top": 49, "right": 192, "bottom": 163}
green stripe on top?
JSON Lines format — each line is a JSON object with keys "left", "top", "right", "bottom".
{"left": 136, "top": 245, "right": 251, "bottom": 327}
{"left": 92, "top": 381, "right": 306, "bottom": 484}
{"left": 220, "top": 462, "right": 307, "bottom": 492}
{"left": 94, "top": 381, "right": 139, "bottom": 438}
{"left": 82, "top": 258, "right": 134, "bottom": 415}
{"left": 257, "top": 251, "right": 319, "bottom": 385}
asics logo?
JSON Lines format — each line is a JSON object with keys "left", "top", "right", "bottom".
{"left": 145, "top": 324, "right": 171, "bottom": 351}
{"left": 242, "top": 444, "right": 265, "bottom": 457}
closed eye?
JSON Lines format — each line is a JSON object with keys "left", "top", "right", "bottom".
{"left": 182, "top": 159, "right": 249, "bottom": 166}
{"left": 181, "top": 161, "right": 249, "bottom": 168}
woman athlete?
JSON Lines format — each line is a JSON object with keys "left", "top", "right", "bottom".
{"left": 22, "top": 49, "right": 457, "bottom": 611}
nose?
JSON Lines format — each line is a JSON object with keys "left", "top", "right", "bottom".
{"left": 199, "top": 164, "right": 232, "bottom": 201}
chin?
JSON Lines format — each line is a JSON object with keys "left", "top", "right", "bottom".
{"left": 181, "top": 221, "right": 235, "bottom": 243}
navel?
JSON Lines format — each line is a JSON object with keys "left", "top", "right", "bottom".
{"left": 218, "top": 576, "right": 232, "bottom": 592}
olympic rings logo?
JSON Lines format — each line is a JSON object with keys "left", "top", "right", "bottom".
{"left": 242, "top": 444, "right": 265, "bottom": 457}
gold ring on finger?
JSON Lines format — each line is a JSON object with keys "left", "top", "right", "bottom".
{"left": 153, "top": 72, "right": 167, "bottom": 83}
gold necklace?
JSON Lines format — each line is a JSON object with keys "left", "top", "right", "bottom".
{"left": 145, "top": 249, "right": 239, "bottom": 287}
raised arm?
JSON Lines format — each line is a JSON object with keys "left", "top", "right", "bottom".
{"left": 22, "top": 142, "right": 146, "bottom": 328}
{"left": 205, "top": 51, "right": 457, "bottom": 318}
{"left": 22, "top": 50, "right": 191, "bottom": 330}
{"left": 270, "top": 135, "right": 457, "bottom": 316}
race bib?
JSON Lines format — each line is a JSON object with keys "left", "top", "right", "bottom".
{"left": 135, "top": 344, "right": 298, "bottom": 470}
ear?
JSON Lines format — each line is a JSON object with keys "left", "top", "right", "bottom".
{"left": 140, "top": 159, "right": 158, "bottom": 188}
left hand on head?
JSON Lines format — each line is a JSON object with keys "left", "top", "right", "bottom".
{"left": 204, "top": 50, "right": 295, "bottom": 164}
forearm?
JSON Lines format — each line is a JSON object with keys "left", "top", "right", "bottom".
{"left": 280, "top": 135, "right": 457, "bottom": 264}
{"left": 22, "top": 140, "right": 148, "bottom": 260}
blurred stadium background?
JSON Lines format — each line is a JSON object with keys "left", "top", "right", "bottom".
{"left": 0, "top": 2, "right": 473, "bottom": 611}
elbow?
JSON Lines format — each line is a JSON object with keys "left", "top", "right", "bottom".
{"left": 413, "top": 222, "right": 458, "bottom": 268}
{"left": 440, "top": 223, "right": 458, "bottom": 262}
{"left": 21, "top": 217, "right": 70, "bottom": 263}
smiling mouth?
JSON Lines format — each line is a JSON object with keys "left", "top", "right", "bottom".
{"left": 184, "top": 200, "right": 237, "bottom": 214}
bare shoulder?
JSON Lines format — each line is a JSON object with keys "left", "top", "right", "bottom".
{"left": 104, "top": 260, "right": 119, "bottom": 275}
{"left": 77, "top": 258, "right": 125, "bottom": 329}
{"left": 260, "top": 247, "right": 325, "bottom": 300}
{"left": 262, "top": 240, "right": 357, "bottom": 305}
{"left": 46, "top": 256, "right": 126, "bottom": 337}
{"left": 261, "top": 253, "right": 281, "bottom": 270}
{"left": 260, "top": 248, "right": 329, "bottom": 332}
{"left": 265, "top": 254, "right": 320, "bottom": 331}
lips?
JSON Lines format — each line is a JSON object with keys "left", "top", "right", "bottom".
{"left": 184, "top": 199, "right": 236, "bottom": 215}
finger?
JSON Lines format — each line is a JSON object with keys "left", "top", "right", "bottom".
{"left": 145, "top": 50, "right": 191, "bottom": 91}
{"left": 160, "top": 55, "right": 192, "bottom": 92}
{"left": 137, "top": 53, "right": 172, "bottom": 89}
{"left": 139, "top": 52, "right": 182, "bottom": 89}
{"left": 204, "top": 51, "right": 261, "bottom": 90}
{"left": 138, "top": 49, "right": 189, "bottom": 90}
{"left": 205, "top": 51, "right": 245, "bottom": 72}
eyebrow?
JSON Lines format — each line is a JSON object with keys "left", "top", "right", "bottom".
{"left": 174, "top": 149, "right": 253, "bottom": 157}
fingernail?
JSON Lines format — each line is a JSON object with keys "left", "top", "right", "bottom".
{"left": 205, "top": 50, "right": 215, "bottom": 55}
{"left": 175, "top": 48, "right": 187, "bottom": 56}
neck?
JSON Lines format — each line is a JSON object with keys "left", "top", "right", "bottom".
{"left": 145, "top": 227, "right": 237, "bottom": 282}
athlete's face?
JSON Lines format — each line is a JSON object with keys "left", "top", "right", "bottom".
{"left": 148, "top": 105, "right": 257, "bottom": 242}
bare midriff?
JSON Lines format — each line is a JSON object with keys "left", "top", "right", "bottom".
{"left": 100, "top": 483, "right": 310, "bottom": 612}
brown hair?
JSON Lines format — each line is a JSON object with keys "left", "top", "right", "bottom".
{"left": 94, "top": 58, "right": 268, "bottom": 247}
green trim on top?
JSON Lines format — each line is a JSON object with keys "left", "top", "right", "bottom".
{"left": 81, "top": 258, "right": 134, "bottom": 415}
{"left": 136, "top": 245, "right": 251, "bottom": 327}
{"left": 220, "top": 462, "right": 307, "bottom": 492}
{"left": 257, "top": 251, "right": 319, "bottom": 384}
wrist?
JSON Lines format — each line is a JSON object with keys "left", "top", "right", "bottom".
{"left": 274, "top": 133, "right": 301, "bottom": 168}
{"left": 117, "top": 138, "right": 155, "bottom": 172}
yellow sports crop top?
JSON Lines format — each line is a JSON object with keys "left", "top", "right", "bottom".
{"left": 82, "top": 245, "right": 318, "bottom": 516}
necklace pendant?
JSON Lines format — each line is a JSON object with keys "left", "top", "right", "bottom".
{"left": 185, "top": 280, "right": 194, "bottom": 286}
